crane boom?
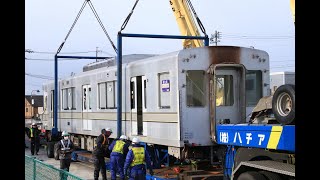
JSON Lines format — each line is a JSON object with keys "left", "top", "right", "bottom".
{"left": 169, "top": 0, "right": 203, "bottom": 48}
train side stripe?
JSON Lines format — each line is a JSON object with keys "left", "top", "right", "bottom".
{"left": 267, "top": 126, "right": 283, "bottom": 149}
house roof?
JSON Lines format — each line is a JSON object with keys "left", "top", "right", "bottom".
{"left": 25, "top": 95, "right": 43, "bottom": 107}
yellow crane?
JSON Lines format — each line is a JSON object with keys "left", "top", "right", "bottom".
{"left": 169, "top": 0, "right": 206, "bottom": 48}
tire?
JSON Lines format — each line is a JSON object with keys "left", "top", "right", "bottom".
{"left": 238, "top": 171, "right": 267, "bottom": 180}
{"left": 259, "top": 171, "right": 283, "bottom": 180}
{"left": 272, "top": 84, "right": 295, "bottom": 125}
{"left": 54, "top": 142, "right": 60, "bottom": 160}
{"left": 47, "top": 142, "right": 54, "bottom": 158}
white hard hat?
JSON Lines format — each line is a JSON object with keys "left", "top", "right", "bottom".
{"left": 120, "top": 135, "right": 127, "bottom": 140}
{"left": 132, "top": 137, "right": 140, "bottom": 144}
{"left": 31, "top": 123, "right": 37, "bottom": 126}
{"left": 62, "top": 131, "right": 69, "bottom": 136}
{"left": 105, "top": 128, "right": 112, "bottom": 133}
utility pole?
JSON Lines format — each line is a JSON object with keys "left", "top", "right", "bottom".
{"left": 210, "top": 31, "right": 221, "bottom": 46}
{"left": 96, "top": 47, "right": 98, "bottom": 62}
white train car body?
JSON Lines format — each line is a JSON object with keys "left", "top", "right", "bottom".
{"left": 42, "top": 46, "right": 269, "bottom": 156}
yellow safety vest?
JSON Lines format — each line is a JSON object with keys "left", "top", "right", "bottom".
{"left": 29, "top": 128, "right": 33, "bottom": 138}
{"left": 131, "top": 147, "right": 145, "bottom": 167}
{"left": 112, "top": 140, "right": 125, "bottom": 154}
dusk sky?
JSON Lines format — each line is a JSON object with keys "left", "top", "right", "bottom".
{"left": 25, "top": 0, "right": 295, "bottom": 95}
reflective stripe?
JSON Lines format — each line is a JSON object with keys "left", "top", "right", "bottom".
{"left": 61, "top": 139, "right": 71, "bottom": 151}
{"left": 112, "top": 140, "right": 125, "bottom": 154}
{"left": 30, "top": 128, "right": 33, "bottom": 138}
{"left": 131, "top": 147, "right": 145, "bottom": 167}
{"left": 102, "top": 134, "right": 106, "bottom": 145}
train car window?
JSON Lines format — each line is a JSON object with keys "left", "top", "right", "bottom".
{"left": 83, "top": 88, "right": 87, "bottom": 110}
{"left": 114, "top": 81, "right": 117, "bottom": 108}
{"left": 144, "top": 79, "right": 147, "bottom": 109}
{"left": 158, "top": 72, "right": 170, "bottom": 109}
{"left": 98, "top": 83, "right": 107, "bottom": 109}
{"left": 71, "top": 87, "right": 76, "bottom": 110}
{"left": 62, "top": 89, "right": 68, "bottom": 110}
{"left": 186, "top": 70, "right": 205, "bottom": 107}
{"left": 216, "top": 75, "right": 233, "bottom": 106}
{"left": 88, "top": 87, "right": 92, "bottom": 110}
{"left": 50, "top": 90, "right": 54, "bottom": 111}
{"left": 246, "top": 70, "right": 262, "bottom": 106}
{"left": 130, "top": 81, "right": 135, "bottom": 109}
{"left": 107, "top": 81, "right": 115, "bottom": 109}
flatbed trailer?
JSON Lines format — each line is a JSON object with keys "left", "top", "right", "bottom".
{"left": 217, "top": 124, "right": 295, "bottom": 179}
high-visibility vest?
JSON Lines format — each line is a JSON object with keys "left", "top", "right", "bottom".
{"left": 61, "top": 139, "right": 71, "bottom": 151}
{"left": 29, "top": 128, "right": 33, "bottom": 138}
{"left": 131, "top": 147, "right": 145, "bottom": 167}
{"left": 112, "top": 140, "right": 125, "bottom": 154}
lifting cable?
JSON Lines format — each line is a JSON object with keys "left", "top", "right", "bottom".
{"left": 186, "top": 0, "right": 207, "bottom": 36}
{"left": 119, "top": 0, "right": 140, "bottom": 32}
{"left": 56, "top": 0, "right": 117, "bottom": 54}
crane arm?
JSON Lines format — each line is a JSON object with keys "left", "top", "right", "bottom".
{"left": 169, "top": 0, "right": 203, "bottom": 48}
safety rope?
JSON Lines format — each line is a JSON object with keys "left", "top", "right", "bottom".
{"left": 56, "top": 0, "right": 87, "bottom": 54}
{"left": 87, "top": 1, "right": 117, "bottom": 53}
{"left": 186, "top": 0, "right": 207, "bottom": 36}
{"left": 119, "top": 0, "right": 140, "bottom": 32}
{"left": 56, "top": 0, "right": 117, "bottom": 54}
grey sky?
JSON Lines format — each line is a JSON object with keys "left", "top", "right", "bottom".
{"left": 25, "top": 0, "right": 295, "bottom": 95}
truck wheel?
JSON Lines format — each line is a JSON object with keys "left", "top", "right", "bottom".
{"left": 272, "top": 84, "right": 295, "bottom": 125}
{"left": 47, "top": 142, "right": 54, "bottom": 158}
{"left": 238, "top": 171, "right": 267, "bottom": 180}
{"left": 259, "top": 171, "right": 283, "bottom": 180}
{"left": 54, "top": 142, "right": 60, "bottom": 160}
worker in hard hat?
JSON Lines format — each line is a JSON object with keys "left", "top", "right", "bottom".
{"left": 56, "top": 131, "right": 74, "bottom": 172}
{"left": 124, "top": 137, "right": 154, "bottom": 179}
{"left": 27, "top": 123, "right": 41, "bottom": 155}
{"left": 108, "top": 135, "right": 130, "bottom": 180}
{"left": 92, "top": 128, "right": 112, "bottom": 180}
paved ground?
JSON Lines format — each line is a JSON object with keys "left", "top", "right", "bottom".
{"left": 25, "top": 134, "right": 113, "bottom": 180}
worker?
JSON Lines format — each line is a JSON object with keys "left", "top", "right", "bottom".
{"left": 92, "top": 128, "right": 112, "bottom": 180}
{"left": 108, "top": 135, "right": 130, "bottom": 180}
{"left": 124, "top": 137, "right": 154, "bottom": 180}
{"left": 25, "top": 127, "right": 30, "bottom": 148}
{"left": 56, "top": 131, "right": 74, "bottom": 179}
{"left": 27, "top": 123, "right": 41, "bottom": 155}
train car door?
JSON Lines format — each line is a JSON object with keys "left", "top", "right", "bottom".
{"left": 130, "top": 76, "right": 146, "bottom": 135}
{"left": 82, "top": 85, "right": 92, "bottom": 131}
{"left": 209, "top": 64, "right": 246, "bottom": 127}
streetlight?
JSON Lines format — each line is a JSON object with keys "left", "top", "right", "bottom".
{"left": 31, "top": 90, "right": 40, "bottom": 119}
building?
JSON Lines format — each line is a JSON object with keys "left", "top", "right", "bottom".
{"left": 270, "top": 71, "right": 295, "bottom": 94}
{"left": 25, "top": 95, "right": 44, "bottom": 119}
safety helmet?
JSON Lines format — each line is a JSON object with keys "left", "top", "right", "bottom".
{"left": 31, "top": 123, "right": 37, "bottom": 126}
{"left": 62, "top": 131, "right": 69, "bottom": 136}
{"left": 120, "top": 135, "right": 127, "bottom": 140}
{"left": 105, "top": 128, "right": 112, "bottom": 133}
{"left": 132, "top": 137, "right": 140, "bottom": 144}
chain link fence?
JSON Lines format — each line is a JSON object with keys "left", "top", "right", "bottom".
{"left": 25, "top": 155, "right": 84, "bottom": 180}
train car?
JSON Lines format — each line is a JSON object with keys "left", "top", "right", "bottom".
{"left": 42, "top": 45, "right": 269, "bottom": 159}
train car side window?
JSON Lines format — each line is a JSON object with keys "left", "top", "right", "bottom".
{"left": 246, "top": 70, "right": 262, "bottom": 106}
{"left": 50, "top": 90, "right": 54, "bottom": 111}
{"left": 62, "top": 88, "right": 68, "bottom": 110}
{"left": 130, "top": 81, "right": 135, "bottom": 109}
{"left": 98, "top": 82, "right": 107, "bottom": 109}
{"left": 71, "top": 87, "right": 76, "bottom": 110}
{"left": 114, "top": 80, "right": 117, "bottom": 108}
{"left": 88, "top": 87, "right": 92, "bottom": 110}
{"left": 186, "top": 70, "right": 205, "bottom": 107}
{"left": 158, "top": 72, "right": 170, "bottom": 109}
{"left": 107, "top": 81, "right": 115, "bottom": 109}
